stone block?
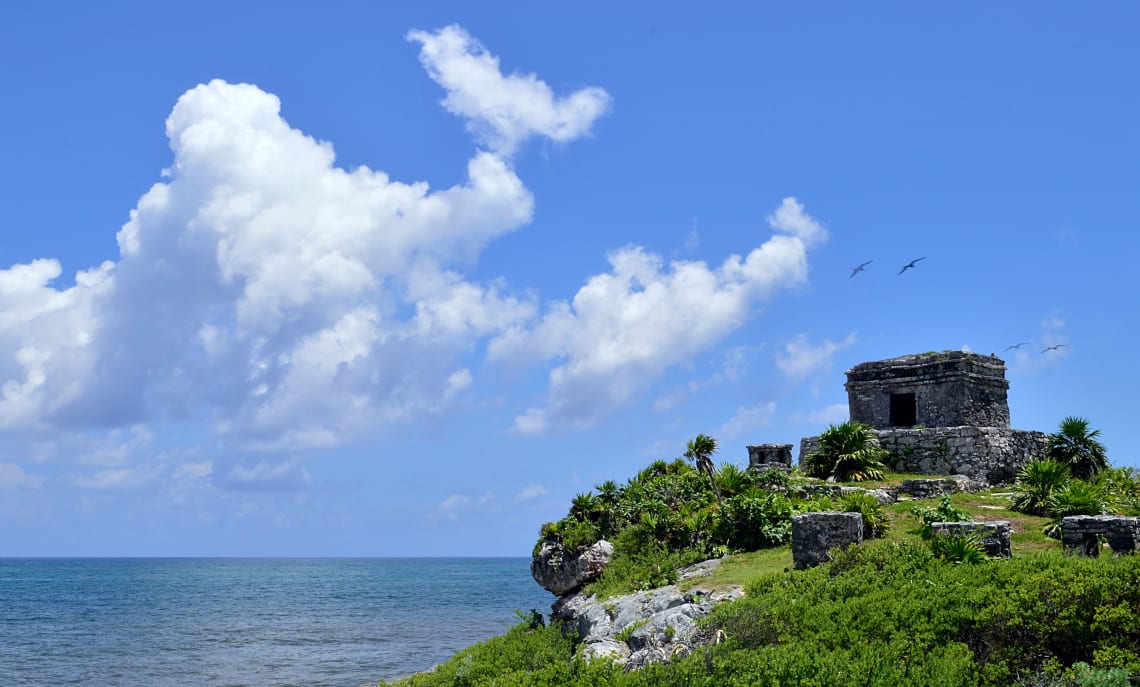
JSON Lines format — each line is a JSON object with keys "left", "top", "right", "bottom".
{"left": 1060, "top": 515, "right": 1140, "bottom": 557}
{"left": 792, "top": 512, "right": 864, "bottom": 569}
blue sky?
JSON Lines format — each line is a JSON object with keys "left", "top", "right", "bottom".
{"left": 1, "top": 3, "right": 1137, "bottom": 556}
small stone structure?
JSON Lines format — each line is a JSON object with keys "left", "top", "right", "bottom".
{"left": 747, "top": 444, "right": 793, "bottom": 472}
{"left": 930, "top": 521, "right": 1012, "bottom": 558}
{"left": 799, "top": 351, "right": 1048, "bottom": 484}
{"left": 1060, "top": 515, "right": 1140, "bottom": 557}
{"left": 791, "top": 512, "right": 863, "bottom": 569}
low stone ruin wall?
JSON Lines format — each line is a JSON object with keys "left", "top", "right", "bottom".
{"left": 930, "top": 521, "right": 1012, "bottom": 558}
{"left": 747, "top": 444, "right": 793, "bottom": 473}
{"left": 1061, "top": 515, "right": 1140, "bottom": 557}
{"left": 791, "top": 511, "right": 863, "bottom": 569}
{"left": 799, "top": 426, "right": 1048, "bottom": 485}
{"left": 898, "top": 479, "right": 959, "bottom": 499}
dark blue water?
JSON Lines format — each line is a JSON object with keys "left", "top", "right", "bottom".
{"left": 0, "top": 558, "right": 553, "bottom": 686}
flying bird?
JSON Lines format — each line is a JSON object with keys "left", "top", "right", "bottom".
{"left": 1042, "top": 344, "right": 1068, "bottom": 353}
{"left": 1003, "top": 342, "right": 1029, "bottom": 352}
{"left": 849, "top": 260, "right": 873, "bottom": 278}
{"left": 898, "top": 257, "right": 926, "bottom": 275}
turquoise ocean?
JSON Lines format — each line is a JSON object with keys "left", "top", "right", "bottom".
{"left": 0, "top": 558, "right": 554, "bottom": 686}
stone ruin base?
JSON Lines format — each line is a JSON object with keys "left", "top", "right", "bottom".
{"left": 748, "top": 444, "right": 793, "bottom": 473}
{"left": 1061, "top": 515, "right": 1140, "bottom": 557}
{"left": 799, "top": 426, "right": 1048, "bottom": 485}
{"left": 930, "top": 521, "right": 1012, "bottom": 558}
{"left": 792, "top": 512, "right": 863, "bottom": 569}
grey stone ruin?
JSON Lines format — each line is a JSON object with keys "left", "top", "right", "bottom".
{"left": 791, "top": 512, "right": 863, "bottom": 569}
{"left": 930, "top": 521, "right": 1012, "bottom": 558}
{"left": 1060, "top": 515, "right": 1140, "bottom": 557}
{"left": 799, "top": 351, "right": 1049, "bottom": 484}
{"left": 747, "top": 444, "right": 793, "bottom": 472}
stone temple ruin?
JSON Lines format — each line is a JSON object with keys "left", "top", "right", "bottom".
{"left": 800, "top": 351, "right": 1048, "bottom": 484}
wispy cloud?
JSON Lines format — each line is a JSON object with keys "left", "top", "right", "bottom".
{"left": 513, "top": 484, "right": 548, "bottom": 503}
{"left": 718, "top": 401, "right": 777, "bottom": 439}
{"left": 773, "top": 332, "right": 857, "bottom": 382}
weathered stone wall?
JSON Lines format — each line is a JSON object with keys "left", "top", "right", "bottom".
{"left": 845, "top": 351, "right": 1010, "bottom": 429}
{"left": 791, "top": 512, "right": 863, "bottom": 569}
{"left": 1060, "top": 515, "right": 1140, "bottom": 557}
{"left": 930, "top": 521, "right": 1012, "bottom": 558}
{"left": 799, "top": 427, "right": 1048, "bottom": 485}
{"left": 898, "top": 479, "right": 959, "bottom": 499}
{"left": 747, "top": 444, "right": 793, "bottom": 472}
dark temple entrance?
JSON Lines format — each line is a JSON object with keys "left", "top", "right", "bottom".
{"left": 889, "top": 393, "right": 917, "bottom": 427}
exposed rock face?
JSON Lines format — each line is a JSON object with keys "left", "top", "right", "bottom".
{"left": 531, "top": 540, "right": 614, "bottom": 596}
{"left": 550, "top": 558, "right": 743, "bottom": 671}
{"left": 1061, "top": 515, "right": 1140, "bottom": 557}
{"left": 791, "top": 511, "right": 863, "bottom": 569}
{"left": 931, "top": 521, "right": 1012, "bottom": 558}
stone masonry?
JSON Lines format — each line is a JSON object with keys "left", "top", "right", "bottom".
{"left": 1060, "top": 515, "right": 1140, "bottom": 557}
{"left": 930, "top": 521, "right": 1012, "bottom": 558}
{"left": 791, "top": 512, "right": 863, "bottom": 569}
{"left": 799, "top": 351, "right": 1047, "bottom": 484}
{"left": 747, "top": 444, "right": 793, "bottom": 472}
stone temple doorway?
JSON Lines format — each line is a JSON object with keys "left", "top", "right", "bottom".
{"left": 889, "top": 392, "right": 916, "bottom": 427}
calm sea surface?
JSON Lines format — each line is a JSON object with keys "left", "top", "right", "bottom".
{"left": 0, "top": 558, "right": 554, "bottom": 687}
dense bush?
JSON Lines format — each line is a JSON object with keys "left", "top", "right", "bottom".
{"left": 804, "top": 421, "right": 890, "bottom": 482}
{"left": 1011, "top": 458, "right": 1071, "bottom": 516}
{"left": 391, "top": 545, "right": 1140, "bottom": 687}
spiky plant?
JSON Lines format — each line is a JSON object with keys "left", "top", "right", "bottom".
{"left": 1044, "top": 480, "right": 1111, "bottom": 538}
{"left": 839, "top": 491, "right": 890, "bottom": 539}
{"left": 1009, "top": 458, "right": 1070, "bottom": 516}
{"left": 716, "top": 463, "right": 752, "bottom": 498}
{"left": 1048, "top": 416, "right": 1109, "bottom": 479}
{"left": 685, "top": 434, "right": 722, "bottom": 504}
{"left": 805, "top": 421, "right": 890, "bottom": 482}
{"left": 930, "top": 533, "right": 986, "bottom": 564}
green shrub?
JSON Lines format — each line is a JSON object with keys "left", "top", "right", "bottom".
{"left": 911, "top": 495, "right": 971, "bottom": 539}
{"left": 713, "top": 491, "right": 793, "bottom": 551}
{"left": 1048, "top": 416, "right": 1109, "bottom": 480}
{"left": 1045, "top": 481, "right": 1111, "bottom": 538}
{"left": 805, "top": 421, "right": 890, "bottom": 482}
{"left": 1010, "top": 458, "right": 1071, "bottom": 516}
{"left": 930, "top": 533, "right": 986, "bottom": 564}
{"left": 839, "top": 490, "right": 889, "bottom": 539}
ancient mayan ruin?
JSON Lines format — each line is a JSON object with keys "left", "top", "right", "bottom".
{"left": 799, "top": 350, "right": 1048, "bottom": 484}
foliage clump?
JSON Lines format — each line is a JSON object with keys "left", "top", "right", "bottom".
{"left": 804, "top": 421, "right": 890, "bottom": 482}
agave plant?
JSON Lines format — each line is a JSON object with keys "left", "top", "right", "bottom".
{"left": 1048, "top": 416, "right": 1109, "bottom": 479}
{"left": 1009, "top": 458, "right": 1070, "bottom": 516}
{"left": 805, "top": 421, "right": 890, "bottom": 482}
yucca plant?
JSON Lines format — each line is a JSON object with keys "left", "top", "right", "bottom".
{"left": 805, "top": 421, "right": 890, "bottom": 482}
{"left": 1009, "top": 458, "right": 1070, "bottom": 516}
{"left": 1048, "top": 416, "right": 1109, "bottom": 479}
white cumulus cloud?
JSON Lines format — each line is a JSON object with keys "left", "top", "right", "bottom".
{"left": 491, "top": 198, "right": 828, "bottom": 434}
{"left": 774, "top": 332, "right": 857, "bottom": 382}
{"left": 407, "top": 24, "right": 612, "bottom": 156}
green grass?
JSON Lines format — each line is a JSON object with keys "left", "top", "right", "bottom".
{"left": 679, "top": 546, "right": 793, "bottom": 591}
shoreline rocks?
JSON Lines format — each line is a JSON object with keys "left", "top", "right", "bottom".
{"left": 531, "top": 539, "right": 614, "bottom": 595}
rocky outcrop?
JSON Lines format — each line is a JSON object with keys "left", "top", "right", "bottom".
{"left": 550, "top": 558, "right": 743, "bottom": 671}
{"left": 531, "top": 539, "right": 614, "bottom": 595}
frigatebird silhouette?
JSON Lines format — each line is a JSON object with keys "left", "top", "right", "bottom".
{"left": 1004, "top": 342, "right": 1029, "bottom": 352}
{"left": 1042, "top": 344, "right": 1068, "bottom": 353}
{"left": 898, "top": 257, "right": 926, "bottom": 275}
{"left": 849, "top": 260, "right": 872, "bottom": 278}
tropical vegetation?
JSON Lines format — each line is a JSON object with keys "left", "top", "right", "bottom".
{"left": 804, "top": 420, "right": 890, "bottom": 482}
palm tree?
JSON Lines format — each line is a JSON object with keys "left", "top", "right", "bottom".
{"left": 685, "top": 434, "right": 722, "bottom": 505}
{"left": 1009, "top": 458, "right": 1070, "bottom": 516}
{"left": 805, "top": 421, "right": 890, "bottom": 482}
{"left": 1048, "top": 416, "right": 1108, "bottom": 479}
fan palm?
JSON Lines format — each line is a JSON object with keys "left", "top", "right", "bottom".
{"left": 684, "top": 434, "right": 722, "bottom": 505}
{"left": 1009, "top": 458, "right": 1070, "bottom": 516}
{"left": 1048, "top": 416, "right": 1108, "bottom": 479}
{"left": 805, "top": 421, "right": 890, "bottom": 482}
